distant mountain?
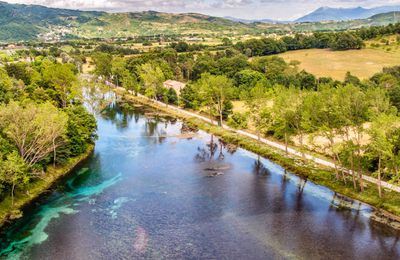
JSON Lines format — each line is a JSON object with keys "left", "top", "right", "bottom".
{"left": 369, "top": 11, "right": 400, "bottom": 23}
{"left": 223, "top": 16, "right": 287, "bottom": 24}
{"left": 296, "top": 5, "right": 400, "bottom": 22}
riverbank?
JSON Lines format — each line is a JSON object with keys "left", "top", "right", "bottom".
{"left": 118, "top": 90, "right": 400, "bottom": 229}
{"left": 0, "top": 145, "right": 94, "bottom": 229}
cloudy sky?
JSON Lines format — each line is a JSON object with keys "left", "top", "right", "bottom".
{"left": 4, "top": 0, "right": 400, "bottom": 20}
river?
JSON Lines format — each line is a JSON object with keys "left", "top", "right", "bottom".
{"left": 0, "top": 95, "right": 399, "bottom": 259}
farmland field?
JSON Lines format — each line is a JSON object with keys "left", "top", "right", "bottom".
{"left": 277, "top": 47, "right": 400, "bottom": 80}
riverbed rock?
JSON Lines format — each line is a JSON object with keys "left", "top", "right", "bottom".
{"left": 206, "top": 172, "right": 224, "bottom": 178}
{"left": 204, "top": 165, "right": 231, "bottom": 171}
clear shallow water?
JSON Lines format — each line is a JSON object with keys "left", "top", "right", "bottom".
{"left": 0, "top": 102, "right": 399, "bottom": 260}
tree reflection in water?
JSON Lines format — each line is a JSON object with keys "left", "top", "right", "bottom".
{"left": 101, "top": 102, "right": 135, "bottom": 130}
{"left": 252, "top": 156, "right": 270, "bottom": 177}
{"left": 143, "top": 118, "right": 167, "bottom": 144}
{"left": 195, "top": 134, "right": 218, "bottom": 162}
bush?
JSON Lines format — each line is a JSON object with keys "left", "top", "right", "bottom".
{"left": 227, "top": 112, "right": 248, "bottom": 129}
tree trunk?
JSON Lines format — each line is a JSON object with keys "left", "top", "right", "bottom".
{"left": 357, "top": 134, "right": 364, "bottom": 192}
{"left": 329, "top": 137, "right": 339, "bottom": 180}
{"left": 378, "top": 156, "right": 382, "bottom": 198}
{"left": 11, "top": 182, "right": 15, "bottom": 206}
{"left": 284, "top": 132, "right": 288, "bottom": 155}
{"left": 299, "top": 132, "right": 306, "bottom": 161}
{"left": 209, "top": 106, "right": 213, "bottom": 125}
{"left": 333, "top": 156, "right": 340, "bottom": 180}
{"left": 218, "top": 101, "right": 223, "bottom": 127}
{"left": 335, "top": 153, "right": 346, "bottom": 184}
{"left": 350, "top": 152, "right": 357, "bottom": 190}
{"left": 53, "top": 139, "right": 56, "bottom": 167}
{"left": 219, "top": 109, "right": 223, "bottom": 127}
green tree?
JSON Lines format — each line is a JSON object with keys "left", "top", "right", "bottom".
{"left": 305, "top": 87, "right": 346, "bottom": 180}
{"left": 197, "top": 73, "right": 234, "bottom": 126}
{"left": 368, "top": 114, "right": 400, "bottom": 197}
{"left": 0, "top": 68, "right": 13, "bottom": 103}
{"left": 122, "top": 71, "right": 140, "bottom": 95}
{"left": 272, "top": 86, "right": 307, "bottom": 155}
{"left": 64, "top": 105, "right": 97, "bottom": 157}
{"left": 92, "top": 52, "right": 113, "bottom": 79}
{"left": 166, "top": 88, "right": 178, "bottom": 105}
{"left": 0, "top": 152, "right": 29, "bottom": 206}
{"left": 244, "top": 85, "right": 272, "bottom": 140}
{"left": 138, "top": 63, "right": 165, "bottom": 100}
{"left": 43, "top": 63, "right": 78, "bottom": 108}
{"left": 111, "top": 57, "right": 127, "bottom": 87}
{"left": 0, "top": 102, "right": 67, "bottom": 168}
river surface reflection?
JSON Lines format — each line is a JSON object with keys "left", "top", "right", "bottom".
{"left": 0, "top": 101, "right": 399, "bottom": 259}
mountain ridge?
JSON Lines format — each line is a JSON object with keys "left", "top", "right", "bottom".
{"left": 296, "top": 5, "right": 400, "bottom": 22}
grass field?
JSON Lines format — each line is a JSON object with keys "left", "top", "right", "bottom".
{"left": 277, "top": 47, "right": 400, "bottom": 80}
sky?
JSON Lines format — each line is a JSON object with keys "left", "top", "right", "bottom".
{"left": 3, "top": 0, "right": 400, "bottom": 20}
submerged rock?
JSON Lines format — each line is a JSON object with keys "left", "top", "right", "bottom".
{"left": 204, "top": 165, "right": 231, "bottom": 171}
{"left": 371, "top": 211, "right": 400, "bottom": 230}
{"left": 206, "top": 172, "right": 224, "bottom": 178}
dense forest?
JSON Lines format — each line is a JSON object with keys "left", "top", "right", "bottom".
{"left": 0, "top": 57, "right": 97, "bottom": 205}
{"left": 89, "top": 34, "right": 400, "bottom": 197}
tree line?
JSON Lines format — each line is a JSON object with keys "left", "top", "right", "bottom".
{"left": 167, "top": 22, "right": 400, "bottom": 56}
{"left": 0, "top": 56, "right": 97, "bottom": 205}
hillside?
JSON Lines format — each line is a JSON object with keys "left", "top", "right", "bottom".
{"left": 0, "top": 1, "right": 258, "bottom": 42}
{"left": 296, "top": 5, "right": 400, "bottom": 22}
{"left": 0, "top": 1, "right": 102, "bottom": 41}
{"left": 0, "top": 1, "right": 399, "bottom": 42}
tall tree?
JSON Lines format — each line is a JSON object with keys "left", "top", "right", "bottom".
{"left": 368, "top": 114, "right": 400, "bottom": 197}
{"left": 0, "top": 102, "right": 67, "bottom": 168}
{"left": 92, "top": 52, "right": 113, "bottom": 79}
{"left": 0, "top": 68, "right": 13, "bottom": 103}
{"left": 244, "top": 85, "right": 272, "bottom": 140}
{"left": 138, "top": 63, "right": 165, "bottom": 100}
{"left": 43, "top": 63, "right": 78, "bottom": 108}
{"left": 0, "top": 152, "right": 28, "bottom": 206}
{"left": 272, "top": 86, "right": 306, "bottom": 155}
{"left": 197, "top": 73, "right": 234, "bottom": 126}
{"left": 306, "top": 87, "right": 346, "bottom": 180}
{"left": 111, "top": 57, "right": 127, "bottom": 87}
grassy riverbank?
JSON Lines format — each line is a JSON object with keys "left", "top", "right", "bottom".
{"left": 119, "top": 91, "right": 400, "bottom": 226}
{"left": 0, "top": 145, "right": 94, "bottom": 229}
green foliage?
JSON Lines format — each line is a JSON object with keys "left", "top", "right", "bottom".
{"left": 227, "top": 112, "right": 248, "bottom": 129}
{"left": 0, "top": 101, "right": 68, "bottom": 168}
{"left": 196, "top": 73, "right": 234, "bottom": 125}
{"left": 64, "top": 105, "right": 97, "bottom": 157}
{"left": 166, "top": 88, "right": 178, "bottom": 105}
{"left": 92, "top": 52, "right": 113, "bottom": 78}
{"left": 0, "top": 68, "right": 13, "bottom": 103}
{"left": 180, "top": 83, "right": 200, "bottom": 109}
{"left": 0, "top": 152, "right": 29, "bottom": 205}
{"left": 0, "top": 56, "right": 97, "bottom": 209}
{"left": 138, "top": 63, "right": 165, "bottom": 100}
{"left": 43, "top": 63, "right": 78, "bottom": 108}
